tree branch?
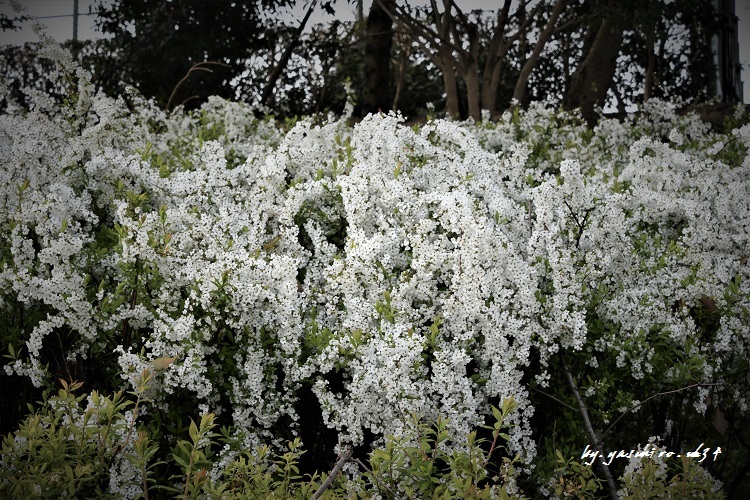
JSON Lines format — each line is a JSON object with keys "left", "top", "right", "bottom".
{"left": 354, "top": 457, "right": 401, "bottom": 499}
{"left": 530, "top": 385, "right": 578, "bottom": 413}
{"left": 512, "top": 0, "right": 569, "bottom": 105}
{"left": 167, "top": 61, "right": 230, "bottom": 111}
{"left": 377, "top": 0, "right": 465, "bottom": 56}
{"left": 312, "top": 445, "right": 354, "bottom": 499}
{"left": 560, "top": 351, "right": 619, "bottom": 500}
{"left": 599, "top": 382, "right": 722, "bottom": 445}
{"left": 505, "top": 1, "right": 545, "bottom": 50}
{"left": 261, "top": 0, "right": 318, "bottom": 107}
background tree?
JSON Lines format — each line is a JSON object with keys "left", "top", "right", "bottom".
{"left": 361, "top": 0, "right": 395, "bottom": 115}
{"left": 0, "top": 8, "right": 27, "bottom": 32}
{"left": 562, "top": 0, "right": 738, "bottom": 124}
{"left": 391, "top": 32, "right": 445, "bottom": 117}
{"left": 2, "top": 0, "right": 741, "bottom": 122}
{"left": 92, "top": 0, "right": 292, "bottom": 110}
{"left": 260, "top": 0, "right": 320, "bottom": 110}
{"left": 307, "top": 20, "right": 364, "bottom": 114}
{"left": 613, "top": 0, "right": 722, "bottom": 108}
{"left": 523, "top": 0, "right": 587, "bottom": 105}
{"left": 511, "top": 0, "right": 567, "bottom": 107}
{"left": 381, "top": 0, "right": 570, "bottom": 120}
{"left": 561, "top": 0, "right": 626, "bottom": 125}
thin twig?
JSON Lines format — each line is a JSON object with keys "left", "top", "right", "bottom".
{"left": 560, "top": 351, "right": 619, "bottom": 500}
{"left": 354, "top": 457, "right": 401, "bottom": 499}
{"left": 57, "top": 331, "right": 71, "bottom": 382}
{"left": 166, "top": 61, "right": 231, "bottom": 111}
{"left": 562, "top": 199, "right": 591, "bottom": 249}
{"left": 142, "top": 457, "right": 150, "bottom": 500}
{"left": 599, "top": 382, "right": 722, "bottom": 444}
{"left": 313, "top": 445, "right": 354, "bottom": 499}
{"left": 176, "top": 95, "right": 201, "bottom": 109}
{"left": 530, "top": 385, "right": 578, "bottom": 413}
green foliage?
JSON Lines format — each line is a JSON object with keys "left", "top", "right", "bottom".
{"left": 363, "top": 398, "right": 522, "bottom": 499}
{"left": 0, "top": 376, "right": 522, "bottom": 498}
{"left": 620, "top": 454, "right": 724, "bottom": 499}
{"left": 0, "top": 364, "right": 729, "bottom": 498}
{"left": 156, "top": 413, "right": 224, "bottom": 498}
{"left": 549, "top": 449, "right": 603, "bottom": 498}
{"left": 0, "top": 369, "right": 154, "bottom": 498}
{"left": 5, "top": 375, "right": 723, "bottom": 499}
{"left": 220, "top": 440, "right": 320, "bottom": 498}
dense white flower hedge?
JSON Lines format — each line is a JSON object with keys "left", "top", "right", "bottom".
{"left": 1, "top": 43, "right": 748, "bottom": 494}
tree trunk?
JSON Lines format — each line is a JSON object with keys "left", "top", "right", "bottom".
{"left": 362, "top": 0, "right": 395, "bottom": 115}
{"left": 563, "top": 2, "right": 625, "bottom": 126}
{"left": 315, "top": 63, "right": 332, "bottom": 113}
{"left": 643, "top": 32, "right": 656, "bottom": 101}
{"left": 443, "top": 60, "right": 461, "bottom": 118}
{"left": 481, "top": 60, "right": 502, "bottom": 114}
{"left": 392, "top": 38, "right": 410, "bottom": 112}
{"left": 512, "top": 0, "right": 568, "bottom": 107}
{"left": 464, "top": 68, "right": 481, "bottom": 120}
{"left": 479, "top": 0, "right": 512, "bottom": 115}
{"left": 461, "top": 20, "right": 482, "bottom": 121}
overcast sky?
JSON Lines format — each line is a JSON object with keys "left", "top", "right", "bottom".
{"left": 1, "top": 0, "right": 749, "bottom": 104}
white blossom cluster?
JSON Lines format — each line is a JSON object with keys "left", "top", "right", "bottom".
{"left": 1, "top": 44, "right": 748, "bottom": 495}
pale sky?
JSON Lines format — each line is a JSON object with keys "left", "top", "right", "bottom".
{"left": 1, "top": 0, "right": 749, "bottom": 104}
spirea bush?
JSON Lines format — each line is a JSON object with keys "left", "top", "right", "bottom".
{"left": 1, "top": 42, "right": 748, "bottom": 497}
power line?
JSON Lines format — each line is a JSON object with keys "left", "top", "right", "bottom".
{"left": 35, "top": 13, "right": 95, "bottom": 20}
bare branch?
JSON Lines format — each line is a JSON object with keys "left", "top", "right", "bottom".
{"left": 312, "top": 445, "right": 354, "bottom": 499}
{"left": 481, "top": 0, "right": 513, "bottom": 102}
{"left": 560, "top": 352, "right": 619, "bottom": 500}
{"left": 553, "top": 13, "right": 596, "bottom": 35}
{"left": 599, "top": 382, "right": 723, "bottom": 444}
{"left": 487, "top": 0, "right": 513, "bottom": 56}
{"left": 261, "top": 0, "right": 318, "bottom": 107}
{"left": 167, "top": 61, "right": 230, "bottom": 111}
{"left": 505, "top": 1, "right": 545, "bottom": 50}
{"left": 530, "top": 385, "right": 578, "bottom": 412}
{"left": 377, "top": 0, "right": 464, "bottom": 56}
{"left": 448, "top": 0, "right": 470, "bottom": 28}
{"left": 354, "top": 457, "right": 401, "bottom": 499}
{"left": 512, "top": 0, "right": 569, "bottom": 104}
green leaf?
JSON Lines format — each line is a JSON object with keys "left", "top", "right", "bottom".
{"left": 188, "top": 420, "right": 199, "bottom": 444}
{"left": 262, "top": 235, "right": 281, "bottom": 252}
{"left": 151, "top": 356, "right": 176, "bottom": 371}
{"left": 491, "top": 405, "right": 502, "bottom": 422}
{"left": 173, "top": 453, "right": 190, "bottom": 469}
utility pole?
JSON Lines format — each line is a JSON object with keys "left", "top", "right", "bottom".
{"left": 73, "top": 0, "right": 79, "bottom": 41}
{"left": 715, "top": 0, "right": 743, "bottom": 102}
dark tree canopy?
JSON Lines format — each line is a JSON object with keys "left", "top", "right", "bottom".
{"left": 0, "top": 10, "right": 28, "bottom": 32}
{"left": 92, "top": 0, "right": 292, "bottom": 109}
{"left": 0, "top": 0, "right": 741, "bottom": 122}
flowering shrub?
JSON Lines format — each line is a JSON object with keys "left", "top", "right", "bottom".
{"left": 1, "top": 42, "right": 748, "bottom": 496}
